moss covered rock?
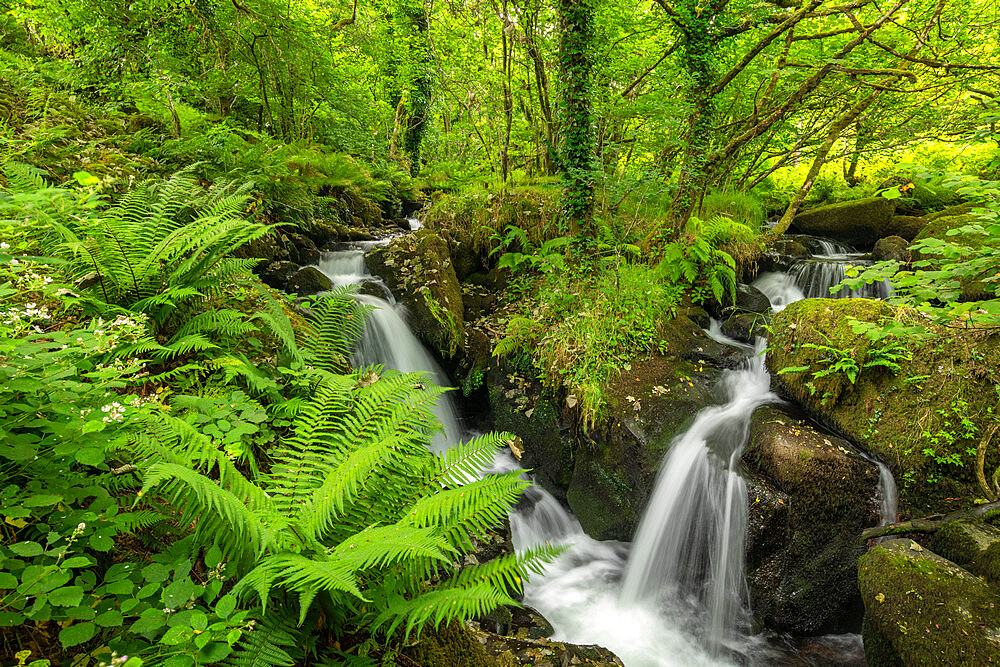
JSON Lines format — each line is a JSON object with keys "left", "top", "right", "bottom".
{"left": 743, "top": 404, "right": 880, "bottom": 633}
{"left": 767, "top": 298, "right": 1000, "bottom": 514}
{"left": 368, "top": 230, "right": 465, "bottom": 357}
{"left": 285, "top": 266, "right": 332, "bottom": 296}
{"left": 469, "top": 623, "right": 624, "bottom": 667}
{"left": 791, "top": 198, "right": 898, "bottom": 248}
{"left": 931, "top": 519, "right": 1000, "bottom": 587}
{"left": 912, "top": 214, "right": 992, "bottom": 300}
{"left": 884, "top": 215, "right": 928, "bottom": 241}
{"left": 926, "top": 202, "right": 982, "bottom": 222}
{"left": 872, "top": 236, "right": 911, "bottom": 263}
{"left": 858, "top": 539, "right": 1000, "bottom": 665}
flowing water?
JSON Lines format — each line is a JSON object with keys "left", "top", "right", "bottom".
{"left": 754, "top": 237, "right": 892, "bottom": 304}
{"left": 313, "top": 232, "right": 892, "bottom": 665}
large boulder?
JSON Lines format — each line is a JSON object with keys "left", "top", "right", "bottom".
{"left": 286, "top": 266, "right": 332, "bottom": 296}
{"left": 767, "top": 298, "right": 1000, "bottom": 514}
{"left": 930, "top": 518, "right": 1000, "bottom": 587}
{"left": 706, "top": 283, "right": 772, "bottom": 319}
{"left": 255, "top": 259, "right": 300, "bottom": 291}
{"left": 871, "top": 236, "right": 910, "bottom": 263}
{"left": 721, "top": 312, "right": 770, "bottom": 343}
{"left": 912, "top": 213, "right": 992, "bottom": 301}
{"left": 858, "top": 539, "right": 1000, "bottom": 665}
{"left": 791, "top": 198, "right": 897, "bottom": 248}
{"left": 368, "top": 230, "right": 465, "bottom": 357}
{"left": 743, "top": 405, "right": 880, "bottom": 634}
{"left": 489, "top": 316, "right": 737, "bottom": 541}
{"left": 883, "top": 215, "right": 927, "bottom": 241}
{"left": 926, "top": 202, "right": 982, "bottom": 222}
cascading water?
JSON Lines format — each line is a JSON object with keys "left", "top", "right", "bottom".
{"left": 312, "top": 230, "right": 887, "bottom": 665}
{"left": 316, "top": 250, "right": 462, "bottom": 451}
{"left": 876, "top": 461, "right": 899, "bottom": 538}
{"left": 754, "top": 236, "right": 892, "bottom": 304}
{"left": 620, "top": 340, "right": 774, "bottom": 653}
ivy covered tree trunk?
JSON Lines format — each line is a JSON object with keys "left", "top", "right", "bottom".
{"left": 389, "top": 0, "right": 433, "bottom": 177}
{"left": 557, "top": 0, "right": 597, "bottom": 236}
{"left": 669, "top": 1, "right": 724, "bottom": 224}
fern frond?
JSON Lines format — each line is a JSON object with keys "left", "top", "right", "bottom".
{"left": 431, "top": 431, "right": 517, "bottom": 488}
{"left": 226, "top": 613, "right": 300, "bottom": 667}
{"left": 376, "top": 583, "right": 515, "bottom": 641}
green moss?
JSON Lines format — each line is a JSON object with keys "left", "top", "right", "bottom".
{"left": 858, "top": 540, "right": 1000, "bottom": 664}
{"left": 403, "top": 622, "right": 497, "bottom": 667}
{"left": 768, "top": 298, "right": 1000, "bottom": 513}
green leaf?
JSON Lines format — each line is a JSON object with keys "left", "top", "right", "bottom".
{"left": 0, "top": 572, "right": 18, "bottom": 588}
{"left": 75, "top": 447, "right": 106, "bottom": 465}
{"left": 59, "top": 621, "right": 96, "bottom": 648}
{"left": 61, "top": 557, "right": 92, "bottom": 568}
{"left": 215, "top": 593, "right": 236, "bottom": 619}
{"left": 131, "top": 607, "right": 167, "bottom": 634}
{"left": 9, "top": 541, "right": 43, "bottom": 557}
{"left": 48, "top": 585, "right": 85, "bottom": 607}
{"left": 142, "top": 563, "right": 171, "bottom": 583}
{"left": 198, "top": 642, "right": 232, "bottom": 661}
{"left": 205, "top": 545, "right": 223, "bottom": 569}
{"left": 160, "top": 624, "right": 194, "bottom": 645}
{"left": 73, "top": 171, "right": 101, "bottom": 187}
{"left": 95, "top": 609, "right": 124, "bottom": 627}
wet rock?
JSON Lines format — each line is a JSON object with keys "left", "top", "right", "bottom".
{"left": 707, "top": 284, "right": 771, "bottom": 319}
{"left": 743, "top": 404, "right": 880, "bottom": 634}
{"left": 286, "top": 266, "right": 332, "bottom": 296}
{"left": 858, "top": 539, "right": 1000, "bottom": 665}
{"left": 357, "top": 280, "right": 391, "bottom": 300}
{"left": 871, "top": 235, "right": 910, "bottom": 263}
{"left": 791, "top": 197, "right": 897, "bottom": 249}
{"left": 255, "top": 260, "right": 300, "bottom": 291}
{"left": 367, "top": 230, "right": 465, "bottom": 357}
{"left": 758, "top": 237, "right": 812, "bottom": 273}
{"left": 721, "top": 312, "right": 770, "bottom": 343}
{"left": 469, "top": 623, "right": 624, "bottom": 667}
{"left": 884, "top": 215, "right": 927, "bottom": 241}
{"left": 284, "top": 232, "right": 320, "bottom": 265}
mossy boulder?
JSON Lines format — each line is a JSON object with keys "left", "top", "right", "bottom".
{"left": 912, "top": 214, "right": 992, "bottom": 300}
{"left": 926, "top": 202, "right": 982, "bottom": 222}
{"left": 285, "top": 266, "right": 332, "bottom": 296}
{"left": 884, "top": 215, "right": 927, "bottom": 241}
{"left": 858, "top": 539, "right": 1000, "bottom": 665}
{"left": 930, "top": 519, "right": 1000, "bottom": 587}
{"left": 791, "top": 198, "right": 898, "bottom": 249}
{"left": 721, "top": 312, "right": 770, "bottom": 343}
{"left": 255, "top": 260, "right": 300, "bottom": 291}
{"left": 367, "top": 230, "right": 465, "bottom": 357}
{"left": 768, "top": 298, "right": 1000, "bottom": 514}
{"left": 872, "top": 236, "right": 911, "bottom": 263}
{"left": 489, "top": 317, "right": 732, "bottom": 541}
{"left": 743, "top": 404, "right": 880, "bottom": 634}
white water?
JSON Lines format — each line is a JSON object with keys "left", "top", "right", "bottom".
{"left": 312, "top": 231, "right": 882, "bottom": 665}
{"left": 754, "top": 237, "right": 892, "bottom": 304}
{"left": 876, "top": 461, "right": 899, "bottom": 536}
{"left": 620, "top": 340, "right": 774, "bottom": 654}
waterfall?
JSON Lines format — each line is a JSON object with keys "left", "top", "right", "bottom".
{"left": 620, "top": 340, "right": 775, "bottom": 652}
{"left": 315, "top": 249, "right": 463, "bottom": 451}
{"left": 876, "top": 462, "right": 899, "bottom": 538}
{"left": 754, "top": 237, "right": 892, "bottom": 305}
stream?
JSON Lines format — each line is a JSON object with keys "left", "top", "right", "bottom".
{"left": 314, "top": 235, "right": 896, "bottom": 666}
